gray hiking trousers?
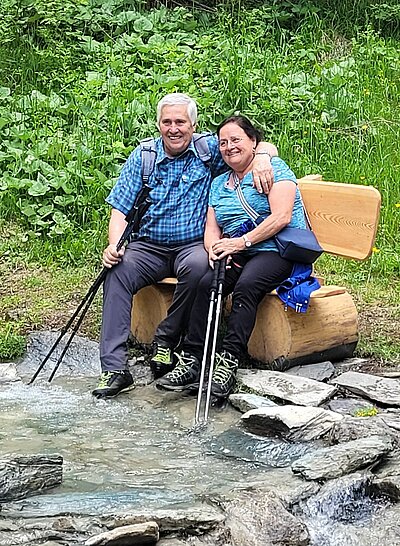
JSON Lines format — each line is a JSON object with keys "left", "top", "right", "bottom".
{"left": 100, "top": 240, "right": 209, "bottom": 372}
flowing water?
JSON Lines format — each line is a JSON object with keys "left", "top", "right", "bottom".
{"left": 0, "top": 375, "right": 281, "bottom": 516}
{"left": 1, "top": 347, "right": 399, "bottom": 545}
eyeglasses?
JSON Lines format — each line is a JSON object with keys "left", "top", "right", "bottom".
{"left": 219, "top": 137, "right": 244, "bottom": 149}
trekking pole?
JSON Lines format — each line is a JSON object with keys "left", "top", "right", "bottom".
{"left": 28, "top": 185, "right": 152, "bottom": 385}
{"left": 195, "top": 260, "right": 221, "bottom": 426}
{"left": 194, "top": 258, "right": 227, "bottom": 426}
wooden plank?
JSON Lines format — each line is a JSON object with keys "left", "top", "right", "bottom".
{"left": 298, "top": 178, "right": 381, "bottom": 260}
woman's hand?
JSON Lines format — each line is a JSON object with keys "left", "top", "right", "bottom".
{"left": 211, "top": 237, "right": 245, "bottom": 259}
{"left": 103, "top": 244, "right": 125, "bottom": 268}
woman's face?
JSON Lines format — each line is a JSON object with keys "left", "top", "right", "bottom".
{"left": 218, "top": 122, "right": 256, "bottom": 172}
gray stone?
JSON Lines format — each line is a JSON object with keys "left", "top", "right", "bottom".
{"left": 229, "top": 393, "right": 277, "bottom": 413}
{"left": 85, "top": 521, "right": 159, "bottom": 545}
{"left": 212, "top": 427, "right": 314, "bottom": 467}
{"left": 372, "top": 474, "right": 400, "bottom": 502}
{"left": 326, "top": 397, "right": 378, "bottom": 415}
{"left": 381, "top": 412, "right": 400, "bottom": 432}
{"left": 301, "top": 472, "right": 374, "bottom": 520}
{"left": 223, "top": 489, "right": 310, "bottom": 546}
{"left": 329, "top": 415, "right": 399, "bottom": 446}
{"left": 0, "top": 362, "right": 20, "bottom": 383}
{"left": 17, "top": 331, "right": 100, "bottom": 379}
{"left": 374, "top": 449, "right": 400, "bottom": 478}
{"left": 104, "top": 507, "right": 225, "bottom": 535}
{"left": 127, "top": 361, "right": 153, "bottom": 386}
{"left": 332, "top": 357, "right": 370, "bottom": 374}
{"left": 292, "top": 436, "right": 393, "bottom": 481}
{"left": 285, "top": 361, "right": 335, "bottom": 382}
{"left": 0, "top": 455, "right": 63, "bottom": 502}
{"left": 237, "top": 369, "right": 336, "bottom": 406}
{"left": 332, "top": 371, "right": 400, "bottom": 406}
{"left": 228, "top": 467, "right": 320, "bottom": 508}
{"left": 241, "top": 405, "right": 343, "bottom": 441}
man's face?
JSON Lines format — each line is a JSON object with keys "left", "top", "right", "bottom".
{"left": 159, "top": 105, "right": 195, "bottom": 157}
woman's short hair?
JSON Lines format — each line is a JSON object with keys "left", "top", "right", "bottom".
{"left": 157, "top": 93, "right": 197, "bottom": 127}
{"left": 217, "top": 115, "right": 263, "bottom": 144}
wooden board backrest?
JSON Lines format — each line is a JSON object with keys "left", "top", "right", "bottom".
{"left": 297, "top": 176, "right": 381, "bottom": 260}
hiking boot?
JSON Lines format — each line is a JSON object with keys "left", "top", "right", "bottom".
{"left": 211, "top": 351, "right": 239, "bottom": 399}
{"left": 156, "top": 352, "right": 200, "bottom": 391}
{"left": 92, "top": 370, "right": 134, "bottom": 399}
{"left": 149, "top": 344, "right": 175, "bottom": 379}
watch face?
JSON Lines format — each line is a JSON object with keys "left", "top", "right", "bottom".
{"left": 245, "top": 240, "right": 252, "bottom": 247}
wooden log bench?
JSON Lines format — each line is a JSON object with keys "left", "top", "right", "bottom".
{"left": 131, "top": 175, "right": 381, "bottom": 367}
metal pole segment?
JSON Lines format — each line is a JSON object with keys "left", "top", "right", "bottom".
{"left": 28, "top": 188, "right": 150, "bottom": 385}
{"left": 47, "top": 288, "right": 98, "bottom": 383}
{"left": 194, "top": 258, "right": 226, "bottom": 426}
{"left": 28, "top": 268, "right": 107, "bottom": 385}
{"left": 203, "top": 259, "right": 226, "bottom": 423}
{"left": 194, "top": 260, "right": 220, "bottom": 425}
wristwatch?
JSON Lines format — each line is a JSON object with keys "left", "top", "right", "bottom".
{"left": 242, "top": 234, "right": 252, "bottom": 248}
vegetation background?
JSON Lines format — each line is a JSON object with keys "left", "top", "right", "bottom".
{"left": 0, "top": 0, "right": 399, "bottom": 363}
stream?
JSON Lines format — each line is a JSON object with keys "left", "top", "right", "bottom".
{"left": 1, "top": 334, "right": 399, "bottom": 545}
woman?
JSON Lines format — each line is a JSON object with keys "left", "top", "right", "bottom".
{"left": 157, "top": 115, "right": 307, "bottom": 398}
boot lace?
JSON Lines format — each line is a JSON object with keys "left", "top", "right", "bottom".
{"left": 168, "top": 353, "right": 196, "bottom": 380}
{"left": 153, "top": 346, "right": 172, "bottom": 364}
{"left": 212, "top": 353, "right": 237, "bottom": 385}
{"left": 97, "top": 372, "right": 112, "bottom": 388}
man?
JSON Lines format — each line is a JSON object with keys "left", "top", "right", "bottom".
{"left": 92, "top": 93, "right": 277, "bottom": 399}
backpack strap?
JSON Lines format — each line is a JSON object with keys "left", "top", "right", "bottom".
{"left": 140, "top": 132, "right": 212, "bottom": 184}
{"left": 139, "top": 137, "right": 157, "bottom": 183}
{"left": 193, "top": 132, "right": 212, "bottom": 165}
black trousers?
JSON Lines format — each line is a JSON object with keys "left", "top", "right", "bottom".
{"left": 182, "top": 251, "right": 293, "bottom": 360}
{"left": 100, "top": 240, "right": 209, "bottom": 372}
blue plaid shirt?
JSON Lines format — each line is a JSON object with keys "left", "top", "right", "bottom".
{"left": 106, "top": 134, "right": 226, "bottom": 245}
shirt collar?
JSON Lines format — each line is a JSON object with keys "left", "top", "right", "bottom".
{"left": 155, "top": 136, "right": 198, "bottom": 164}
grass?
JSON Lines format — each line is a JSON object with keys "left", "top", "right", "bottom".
{"left": 0, "top": 1, "right": 399, "bottom": 363}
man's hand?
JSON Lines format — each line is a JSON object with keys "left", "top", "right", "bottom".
{"left": 103, "top": 244, "right": 125, "bottom": 268}
{"left": 252, "top": 152, "right": 274, "bottom": 194}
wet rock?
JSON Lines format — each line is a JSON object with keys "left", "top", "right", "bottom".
{"left": 374, "top": 449, "right": 400, "bottom": 478}
{"left": 17, "top": 331, "right": 100, "bottom": 379}
{"left": 104, "top": 507, "right": 225, "bottom": 535}
{"left": 285, "top": 361, "right": 335, "bottom": 382}
{"left": 211, "top": 427, "right": 313, "bottom": 467}
{"left": 1, "top": 490, "right": 193, "bottom": 518}
{"left": 372, "top": 474, "right": 400, "bottom": 502}
{"left": 223, "top": 489, "right": 310, "bottom": 546}
{"left": 229, "top": 393, "right": 277, "bottom": 413}
{"left": 0, "top": 362, "right": 20, "bottom": 383}
{"left": 332, "top": 357, "right": 370, "bottom": 375}
{"left": 227, "top": 467, "right": 320, "bottom": 507}
{"left": 326, "top": 397, "right": 377, "bottom": 415}
{"left": 329, "top": 416, "right": 399, "bottom": 446}
{"left": 381, "top": 411, "right": 400, "bottom": 432}
{"left": 237, "top": 370, "right": 336, "bottom": 406}
{"left": 85, "top": 521, "right": 159, "bottom": 545}
{"left": 241, "top": 405, "right": 343, "bottom": 441}
{"left": 298, "top": 472, "right": 374, "bottom": 521}
{"left": 292, "top": 436, "right": 393, "bottom": 481}
{"left": 0, "top": 455, "right": 63, "bottom": 502}
{"left": 332, "top": 371, "right": 400, "bottom": 406}
{"left": 127, "top": 361, "right": 153, "bottom": 386}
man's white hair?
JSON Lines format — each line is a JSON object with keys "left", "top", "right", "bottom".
{"left": 157, "top": 93, "right": 197, "bottom": 127}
